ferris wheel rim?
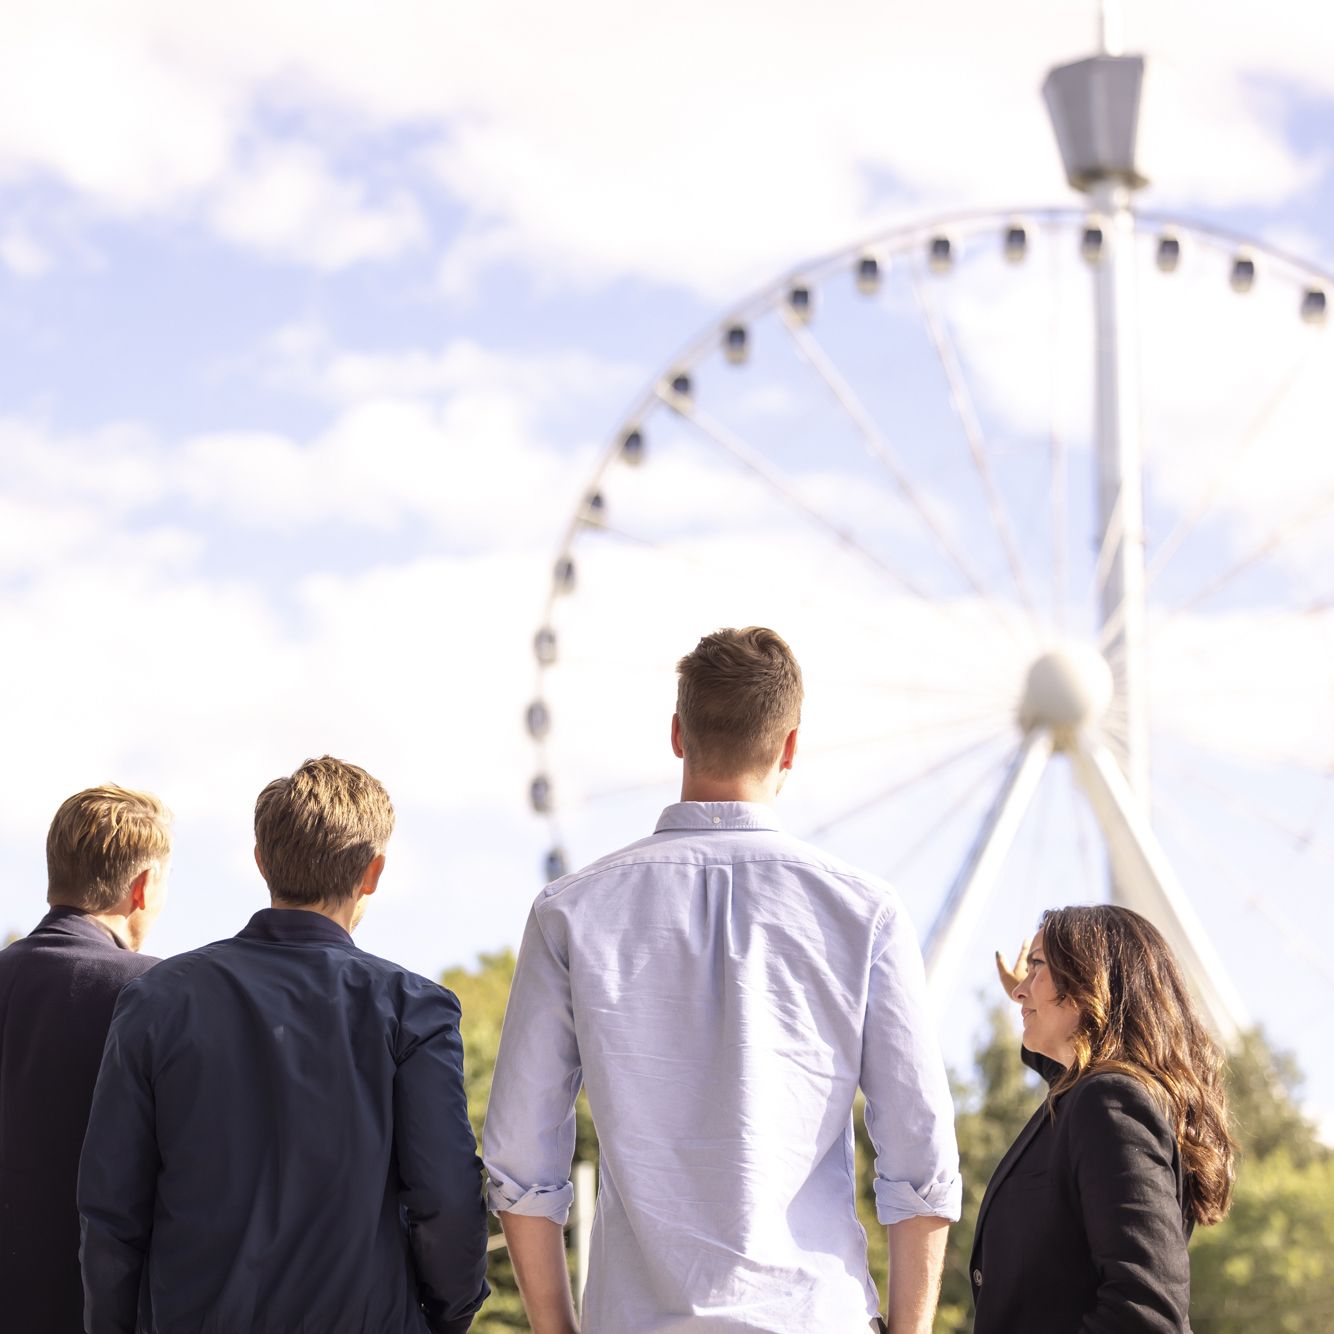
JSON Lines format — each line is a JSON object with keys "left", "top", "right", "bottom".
{"left": 525, "top": 201, "right": 1334, "bottom": 1002}
{"left": 536, "top": 203, "right": 1334, "bottom": 634}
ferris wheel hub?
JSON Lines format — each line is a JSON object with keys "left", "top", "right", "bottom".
{"left": 1018, "top": 643, "right": 1114, "bottom": 741}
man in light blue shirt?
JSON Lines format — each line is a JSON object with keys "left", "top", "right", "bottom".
{"left": 485, "top": 627, "right": 962, "bottom": 1333}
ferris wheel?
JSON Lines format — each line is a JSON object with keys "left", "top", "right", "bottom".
{"left": 523, "top": 42, "right": 1334, "bottom": 1039}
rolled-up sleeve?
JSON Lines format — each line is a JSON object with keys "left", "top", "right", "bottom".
{"left": 482, "top": 903, "right": 581, "bottom": 1224}
{"left": 859, "top": 906, "right": 962, "bottom": 1225}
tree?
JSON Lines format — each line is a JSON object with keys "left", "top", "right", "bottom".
{"left": 442, "top": 950, "right": 596, "bottom": 1331}
{"left": 933, "top": 1005, "right": 1046, "bottom": 1332}
{"left": 1189, "top": 1031, "right": 1333, "bottom": 1331}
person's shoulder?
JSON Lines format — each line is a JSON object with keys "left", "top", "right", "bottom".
{"left": 770, "top": 831, "right": 897, "bottom": 893}
{"left": 347, "top": 947, "right": 461, "bottom": 1016}
{"left": 1061, "top": 1067, "right": 1173, "bottom": 1134}
{"left": 118, "top": 937, "right": 233, "bottom": 994}
{"left": 111, "top": 948, "right": 159, "bottom": 981}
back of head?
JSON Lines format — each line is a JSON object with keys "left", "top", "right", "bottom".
{"left": 676, "top": 627, "right": 803, "bottom": 779}
{"left": 46, "top": 785, "right": 173, "bottom": 912}
{"left": 254, "top": 756, "right": 395, "bottom": 907}
{"left": 1040, "top": 903, "right": 1235, "bottom": 1225}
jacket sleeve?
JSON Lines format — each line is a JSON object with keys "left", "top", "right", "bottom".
{"left": 481, "top": 903, "right": 581, "bottom": 1224}
{"left": 395, "top": 982, "right": 490, "bottom": 1334}
{"left": 1067, "top": 1075, "right": 1192, "bottom": 1334}
{"left": 77, "top": 980, "right": 159, "bottom": 1334}
{"left": 859, "top": 902, "right": 963, "bottom": 1225}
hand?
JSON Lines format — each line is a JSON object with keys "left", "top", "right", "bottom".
{"left": 994, "top": 938, "right": 1031, "bottom": 999}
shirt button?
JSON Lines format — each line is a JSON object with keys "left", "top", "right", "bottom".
{"left": 972, "top": 1269, "right": 983, "bottom": 1287}
{"left": 712, "top": 816, "right": 721, "bottom": 825}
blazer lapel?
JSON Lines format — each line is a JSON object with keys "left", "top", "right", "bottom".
{"left": 974, "top": 1101, "right": 1047, "bottom": 1242}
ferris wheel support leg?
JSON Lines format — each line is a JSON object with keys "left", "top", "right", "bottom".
{"left": 1067, "top": 733, "right": 1249, "bottom": 1041}
{"left": 925, "top": 729, "right": 1053, "bottom": 1009}
{"left": 1091, "top": 180, "right": 1150, "bottom": 806}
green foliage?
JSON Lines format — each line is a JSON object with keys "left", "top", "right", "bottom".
{"left": 444, "top": 953, "right": 1333, "bottom": 1333}
{"left": 934, "top": 1005, "right": 1046, "bottom": 1333}
{"left": 1190, "top": 1151, "right": 1334, "bottom": 1331}
{"left": 443, "top": 949, "right": 594, "bottom": 1331}
{"left": 1189, "top": 1030, "right": 1333, "bottom": 1331}
{"left": 1224, "top": 1029, "right": 1326, "bottom": 1169}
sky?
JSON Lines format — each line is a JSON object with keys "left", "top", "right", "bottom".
{"left": 2, "top": 1, "right": 1333, "bottom": 1129}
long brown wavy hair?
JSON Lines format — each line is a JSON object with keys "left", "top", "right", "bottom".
{"left": 1039, "top": 904, "right": 1235, "bottom": 1226}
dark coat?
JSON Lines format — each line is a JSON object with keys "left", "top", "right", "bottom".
{"left": 78, "top": 908, "right": 489, "bottom": 1334}
{"left": 970, "top": 1049, "right": 1193, "bottom": 1334}
{"left": 0, "top": 907, "right": 158, "bottom": 1334}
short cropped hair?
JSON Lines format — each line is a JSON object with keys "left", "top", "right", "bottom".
{"left": 676, "top": 627, "right": 804, "bottom": 778}
{"left": 254, "top": 756, "right": 395, "bottom": 906}
{"left": 46, "top": 785, "right": 173, "bottom": 912}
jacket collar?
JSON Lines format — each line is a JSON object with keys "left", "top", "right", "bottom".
{"left": 237, "top": 907, "right": 357, "bottom": 951}
{"left": 654, "top": 801, "right": 782, "bottom": 833}
{"left": 33, "top": 905, "right": 131, "bottom": 950}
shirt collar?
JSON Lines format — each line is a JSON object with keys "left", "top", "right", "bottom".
{"left": 237, "top": 907, "right": 356, "bottom": 950}
{"left": 36, "top": 905, "right": 132, "bottom": 950}
{"left": 654, "top": 801, "right": 783, "bottom": 833}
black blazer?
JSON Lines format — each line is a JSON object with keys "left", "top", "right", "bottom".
{"left": 0, "top": 907, "right": 158, "bottom": 1334}
{"left": 78, "top": 908, "right": 489, "bottom": 1334}
{"left": 970, "top": 1049, "right": 1193, "bottom": 1333}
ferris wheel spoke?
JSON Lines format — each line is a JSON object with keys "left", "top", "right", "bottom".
{"left": 1087, "top": 485, "right": 1127, "bottom": 608}
{"left": 568, "top": 520, "right": 965, "bottom": 649}
{"left": 1098, "top": 348, "right": 1319, "bottom": 651}
{"left": 910, "top": 263, "right": 1042, "bottom": 628}
{"left": 848, "top": 677, "right": 1017, "bottom": 702}
{"left": 576, "top": 773, "right": 679, "bottom": 805}
{"left": 775, "top": 306, "right": 1018, "bottom": 631}
{"left": 799, "top": 727, "right": 1013, "bottom": 841}
{"left": 1152, "top": 791, "right": 1334, "bottom": 997}
{"left": 1151, "top": 719, "right": 1334, "bottom": 778}
{"left": 1161, "top": 762, "right": 1334, "bottom": 869}
{"left": 1140, "top": 599, "right": 1331, "bottom": 685}
{"left": 1159, "top": 488, "right": 1334, "bottom": 618}
{"left": 886, "top": 743, "right": 1021, "bottom": 879}
{"left": 807, "top": 709, "right": 1018, "bottom": 754}
{"left": 656, "top": 385, "right": 941, "bottom": 603}
{"left": 1064, "top": 761, "right": 1100, "bottom": 893}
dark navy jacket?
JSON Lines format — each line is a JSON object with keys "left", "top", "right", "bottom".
{"left": 0, "top": 907, "right": 158, "bottom": 1333}
{"left": 78, "top": 909, "right": 489, "bottom": 1334}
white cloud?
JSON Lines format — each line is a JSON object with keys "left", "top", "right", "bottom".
{"left": 183, "top": 336, "right": 643, "bottom": 544}
{"left": 259, "top": 324, "right": 639, "bottom": 410}
{"left": 0, "top": 10, "right": 234, "bottom": 210}
{"left": 0, "top": 225, "right": 52, "bottom": 277}
{"left": 1, "top": 1, "right": 1332, "bottom": 290}
{"left": 208, "top": 141, "right": 424, "bottom": 269}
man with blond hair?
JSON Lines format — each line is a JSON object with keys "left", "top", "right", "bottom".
{"left": 486, "top": 628, "right": 961, "bottom": 1334}
{"left": 79, "top": 756, "right": 489, "bottom": 1334}
{"left": 0, "top": 784, "right": 171, "bottom": 1333}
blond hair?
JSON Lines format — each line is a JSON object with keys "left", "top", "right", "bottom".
{"left": 254, "top": 756, "right": 395, "bottom": 906}
{"left": 46, "top": 785, "right": 173, "bottom": 911}
{"left": 676, "top": 627, "right": 803, "bottom": 778}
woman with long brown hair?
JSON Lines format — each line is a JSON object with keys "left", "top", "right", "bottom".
{"left": 970, "top": 905, "right": 1235, "bottom": 1333}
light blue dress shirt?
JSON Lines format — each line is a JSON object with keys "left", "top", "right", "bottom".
{"left": 484, "top": 801, "right": 962, "bottom": 1332}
